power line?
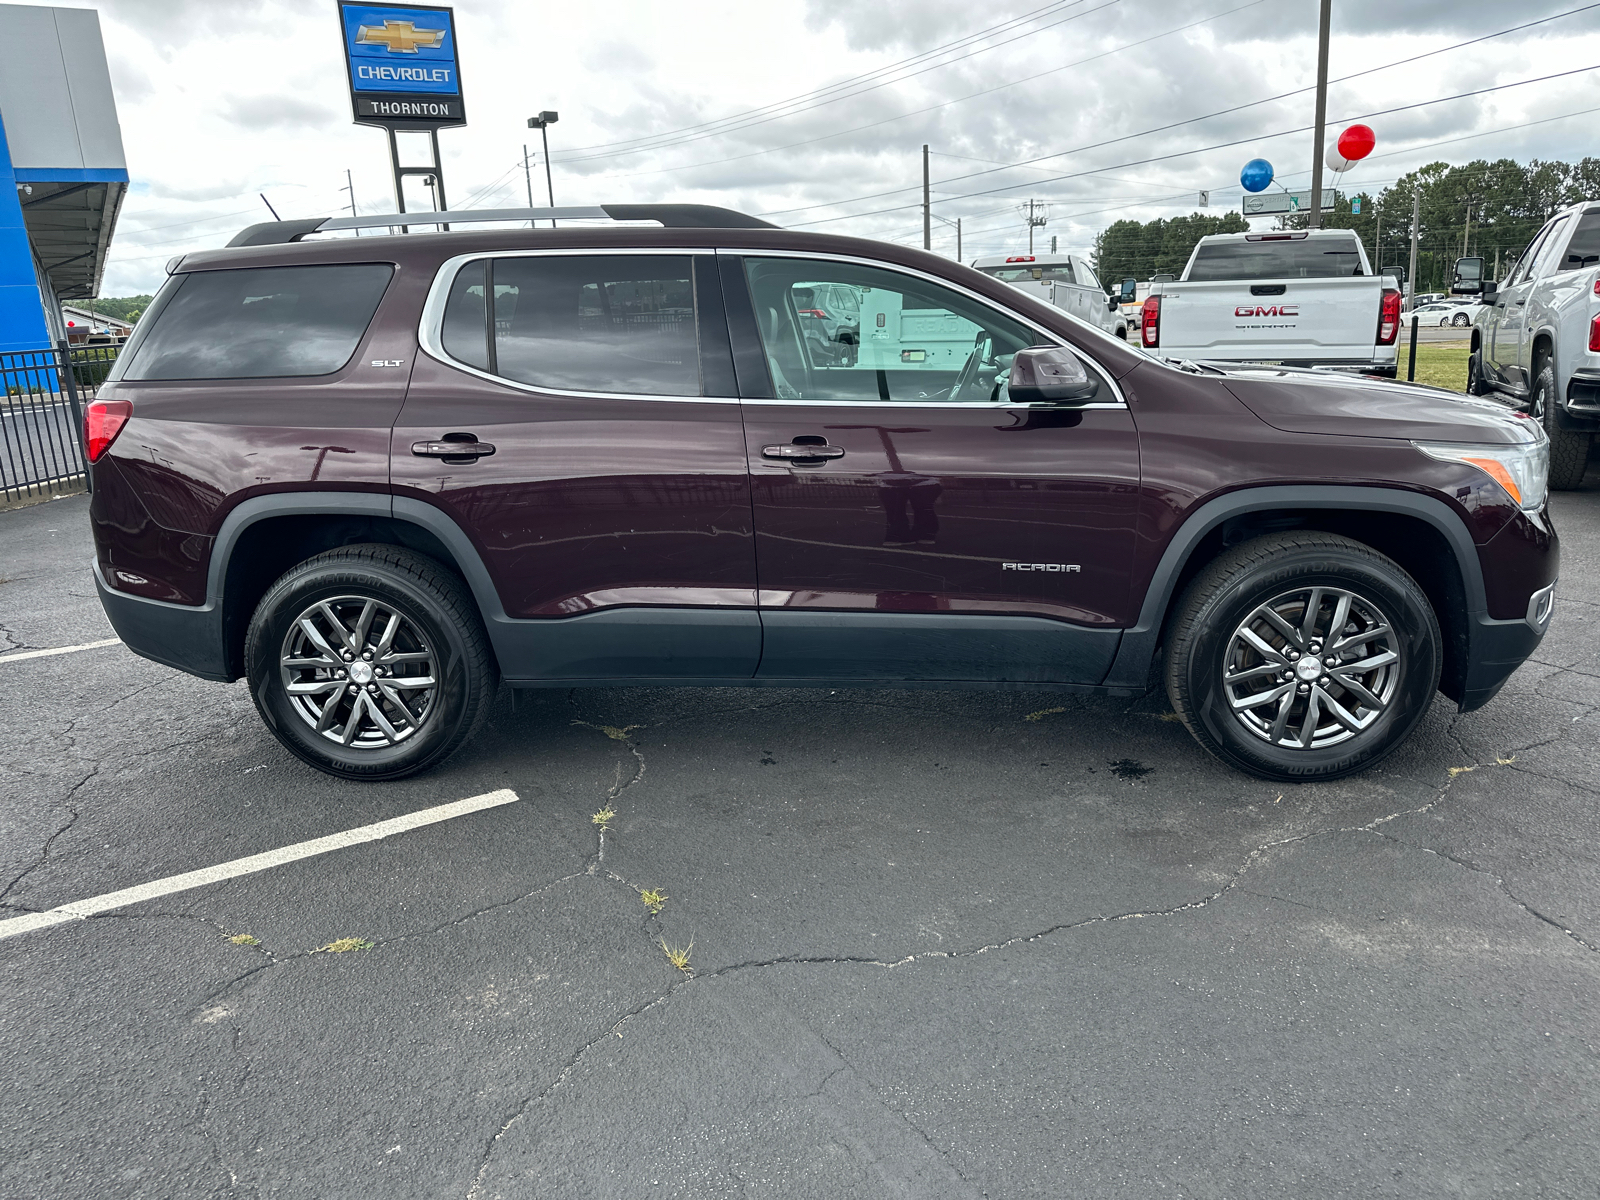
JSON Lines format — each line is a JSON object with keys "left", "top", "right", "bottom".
{"left": 762, "top": 2, "right": 1600, "bottom": 221}
{"left": 549, "top": 0, "right": 1098, "bottom": 159}
{"left": 784, "top": 62, "right": 1600, "bottom": 228}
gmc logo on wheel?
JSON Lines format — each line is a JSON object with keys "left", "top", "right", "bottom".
{"left": 1235, "top": 305, "right": 1299, "bottom": 317}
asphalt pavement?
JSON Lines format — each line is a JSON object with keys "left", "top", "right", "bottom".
{"left": 1, "top": 449, "right": 1598, "bottom": 1199}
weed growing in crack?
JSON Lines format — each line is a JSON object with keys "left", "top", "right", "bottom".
{"left": 659, "top": 937, "right": 693, "bottom": 972}
{"left": 1448, "top": 765, "right": 1476, "bottom": 778}
{"left": 639, "top": 888, "right": 667, "bottom": 915}
{"left": 311, "top": 937, "right": 373, "bottom": 954}
{"left": 227, "top": 933, "right": 260, "bottom": 946}
{"left": 1023, "top": 706, "right": 1067, "bottom": 722}
{"left": 573, "top": 720, "right": 644, "bottom": 742}
{"left": 1496, "top": 754, "right": 1517, "bottom": 765}
{"left": 592, "top": 807, "right": 616, "bottom": 831}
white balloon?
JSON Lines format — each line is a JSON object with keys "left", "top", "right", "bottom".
{"left": 1325, "top": 145, "right": 1353, "bottom": 173}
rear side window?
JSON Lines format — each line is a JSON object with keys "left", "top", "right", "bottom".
{"left": 1186, "top": 236, "right": 1363, "bottom": 281}
{"left": 439, "top": 254, "right": 701, "bottom": 396}
{"left": 120, "top": 264, "right": 393, "bottom": 380}
{"left": 1560, "top": 212, "right": 1600, "bottom": 271}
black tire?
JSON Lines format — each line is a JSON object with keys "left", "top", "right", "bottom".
{"left": 1452, "top": 312, "right": 1470, "bottom": 327}
{"left": 1164, "top": 533, "right": 1441, "bottom": 782}
{"left": 1466, "top": 348, "right": 1489, "bottom": 396}
{"left": 1531, "top": 361, "right": 1592, "bottom": 490}
{"left": 244, "top": 544, "right": 497, "bottom": 780}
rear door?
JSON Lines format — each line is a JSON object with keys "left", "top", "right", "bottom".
{"left": 393, "top": 250, "right": 759, "bottom": 682}
{"left": 1489, "top": 221, "right": 1556, "bottom": 389}
{"left": 724, "top": 252, "right": 1139, "bottom": 684}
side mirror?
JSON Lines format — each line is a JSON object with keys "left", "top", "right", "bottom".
{"left": 1481, "top": 280, "right": 1499, "bottom": 303}
{"left": 1009, "top": 345, "right": 1099, "bottom": 405}
{"left": 1118, "top": 278, "right": 1137, "bottom": 304}
{"left": 1451, "top": 256, "right": 1484, "bottom": 296}
{"left": 1108, "top": 294, "right": 1119, "bottom": 311}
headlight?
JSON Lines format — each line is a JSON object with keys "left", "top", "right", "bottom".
{"left": 1415, "top": 435, "right": 1549, "bottom": 513}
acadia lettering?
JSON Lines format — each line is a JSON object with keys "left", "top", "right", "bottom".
{"left": 1235, "top": 304, "right": 1299, "bottom": 317}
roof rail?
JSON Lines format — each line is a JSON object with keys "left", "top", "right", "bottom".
{"left": 226, "top": 204, "right": 777, "bottom": 247}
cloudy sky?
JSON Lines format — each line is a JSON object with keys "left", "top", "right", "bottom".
{"left": 66, "top": 0, "right": 1600, "bottom": 296}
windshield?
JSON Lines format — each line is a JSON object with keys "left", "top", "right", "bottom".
{"left": 1186, "top": 236, "right": 1365, "bottom": 281}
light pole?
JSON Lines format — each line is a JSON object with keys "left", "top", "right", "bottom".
{"left": 527, "top": 111, "right": 559, "bottom": 228}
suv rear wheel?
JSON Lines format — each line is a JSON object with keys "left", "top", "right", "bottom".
{"left": 244, "top": 545, "right": 496, "bottom": 780}
{"left": 1164, "top": 533, "right": 1441, "bottom": 782}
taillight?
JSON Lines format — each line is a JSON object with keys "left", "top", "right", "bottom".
{"left": 1141, "top": 295, "right": 1160, "bottom": 348}
{"left": 1590, "top": 312, "right": 1600, "bottom": 353}
{"left": 796, "top": 308, "right": 829, "bottom": 318}
{"left": 85, "top": 399, "right": 132, "bottom": 463}
{"left": 1377, "top": 288, "right": 1402, "bottom": 345}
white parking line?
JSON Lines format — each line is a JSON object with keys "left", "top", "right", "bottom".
{"left": 0, "top": 788, "right": 520, "bottom": 941}
{"left": 0, "top": 638, "right": 121, "bottom": 664}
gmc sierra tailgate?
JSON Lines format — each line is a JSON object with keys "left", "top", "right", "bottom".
{"left": 1157, "top": 276, "right": 1383, "bottom": 362}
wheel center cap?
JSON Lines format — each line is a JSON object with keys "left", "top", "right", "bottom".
{"left": 349, "top": 661, "right": 374, "bottom": 685}
{"left": 1296, "top": 657, "right": 1322, "bottom": 682}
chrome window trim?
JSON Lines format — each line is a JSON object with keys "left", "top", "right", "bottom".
{"left": 417, "top": 247, "right": 735, "bottom": 404}
{"left": 716, "top": 247, "right": 1127, "bottom": 410}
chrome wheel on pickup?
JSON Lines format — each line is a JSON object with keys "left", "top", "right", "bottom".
{"left": 1165, "top": 532, "right": 1441, "bottom": 782}
{"left": 1223, "top": 587, "right": 1399, "bottom": 750}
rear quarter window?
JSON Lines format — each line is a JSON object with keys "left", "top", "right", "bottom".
{"left": 1558, "top": 211, "right": 1600, "bottom": 272}
{"left": 1186, "top": 237, "right": 1364, "bottom": 281}
{"left": 119, "top": 263, "right": 394, "bottom": 380}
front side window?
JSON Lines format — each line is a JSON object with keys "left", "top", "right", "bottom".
{"left": 439, "top": 254, "right": 700, "bottom": 396}
{"left": 744, "top": 257, "right": 1037, "bottom": 403}
{"left": 121, "top": 264, "right": 393, "bottom": 380}
{"left": 1186, "top": 236, "right": 1363, "bottom": 281}
{"left": 1559, "top": 211, "right": 1600, "bottom": 272}
{"left": 1525, "top": 216, "right": 1571, "bottom": 280}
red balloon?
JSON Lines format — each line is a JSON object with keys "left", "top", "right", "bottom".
{"left": 1337, "top": 124, "right": 1376, "bottom": 162}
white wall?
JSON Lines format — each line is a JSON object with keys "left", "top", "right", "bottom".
{"left": 0, "top": 4, "right": 125, "bottom": 171}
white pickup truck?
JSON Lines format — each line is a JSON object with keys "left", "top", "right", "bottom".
{"left": 971, "top": 253, "right": 1127, "bottom": 340}
{"left": 1463, "top": 199, "right": 1600, "bottom": 489}
{"left": 1139, "top": 230, "right": 1402, "bottom": 376}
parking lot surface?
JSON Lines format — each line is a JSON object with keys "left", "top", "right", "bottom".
{"left": 2, "top": 451, "right": 1598, "bottom": 1199}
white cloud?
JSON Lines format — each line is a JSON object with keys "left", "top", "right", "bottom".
{"left": 57, "top": 0, "right": 1600, "bottom": 295}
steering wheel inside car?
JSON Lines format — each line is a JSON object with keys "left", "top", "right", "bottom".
{"left": 949, "top": 331, "right": 996, "bottom": 402}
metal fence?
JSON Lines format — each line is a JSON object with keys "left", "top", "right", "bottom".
{"left": 0, "top": 342, "right": 116, "bottom": 505}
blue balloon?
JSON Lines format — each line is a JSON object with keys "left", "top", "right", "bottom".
{"left": 1240, "top": 158, "right": 1274, "bottom": 193}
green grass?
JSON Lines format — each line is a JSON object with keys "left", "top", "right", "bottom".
{"left": 1399, "top": 345, "right": 1469, "bottom": 393}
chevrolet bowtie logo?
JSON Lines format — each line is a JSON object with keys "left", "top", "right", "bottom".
{"left": 356, "top": 19, "right": 446, "bottom": 53}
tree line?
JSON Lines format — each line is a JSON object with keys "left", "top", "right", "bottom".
{"left": 1092, "top": 157, "right": 1600, "bottom": 292}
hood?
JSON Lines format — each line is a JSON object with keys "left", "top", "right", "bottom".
{"left": 1213, "top": 365, "right": 1537, "bottom": 445}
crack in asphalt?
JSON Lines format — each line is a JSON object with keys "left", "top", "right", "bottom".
{"left": 0, "top": 716, "right": 97, "bottom": 903}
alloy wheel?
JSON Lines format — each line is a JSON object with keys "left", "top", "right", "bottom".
{"left": 279, "top": 595, "right": 438, "bottom": 748}
{"left": 1222, "top": 586, "right": 1400, "bottom": 750}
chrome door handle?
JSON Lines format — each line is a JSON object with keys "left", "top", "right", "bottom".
{"left": 412, "top": 440, "right": 496, "bottom": 459}
{"left": 762, "top": 444, "right": 845, "bottom": 460}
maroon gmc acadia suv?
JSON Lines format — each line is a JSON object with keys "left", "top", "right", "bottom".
{"left": 86, "top": 204, "right": 1558, "bottom": 783}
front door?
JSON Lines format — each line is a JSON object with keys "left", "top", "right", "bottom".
{"left": 392, "top": 251, "right": 759, "bottom": 682}
{"left": 724, "top": 253, "right": 1140, "bottom": 684}
{"left": 1489, "top": 221, "right": 1557, "bottom": 392}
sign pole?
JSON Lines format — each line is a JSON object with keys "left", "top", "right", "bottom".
{"left": 1306, "top": 0, "right": 1331, "bottom": 230}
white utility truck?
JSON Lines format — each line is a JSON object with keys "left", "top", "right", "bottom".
{"left": 1139, "top": 230, "right": 1402, "bottom": 376}
{"left": 971, "top": 254, "right": 1127, "bottom": 339}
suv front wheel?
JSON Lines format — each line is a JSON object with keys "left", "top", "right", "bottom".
{"left": 1164, "top": 533, "right": 1441, "bottom": 782}
{"left": 244, "top": 545, "right": 497, "bottom": 780}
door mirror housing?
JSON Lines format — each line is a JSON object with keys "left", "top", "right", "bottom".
{"left": 1481, "top": 279, "right": 1499, "bottom": 303}
{"left": 1118, "top": 278, "right": 1137, "bottom": 304}
{"left": 1009, "top": 345, "right": 1100, "bottom": 405}
{"left": 1108, "top": 293, "right": 1119, "bottom": 311}
{"left": 1451, "top": 256, "right": 1484, "bottom": 295}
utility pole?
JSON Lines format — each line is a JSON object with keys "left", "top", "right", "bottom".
{"left": 527, "top": 111, "right": 559, "bottom": 228}
{"left": 523, "top": 144, "right": 534, "bottom": 207}
{"left": 922, "top": 144, "right": 931, "bottom": 251}
{"left": 341, "top": 169, "right": 359, "bottom": 235}
{"left": 1462, "top": 198, "right": 1474, "bottom": 256}
{"left": 1374, "top": 206, "right": 1380, "bottom": 275}
{"left": 1407, "top": 187, "right": 1421, "bottom": 305}
{"left": 1025, "top": 199, "right": 1047, "bottom": 254}
{"left": 1306, "top": 0, "right": 1332, "bottom": 230}
{"left": 957, "top": 217, "right": 962, "bottom": 263}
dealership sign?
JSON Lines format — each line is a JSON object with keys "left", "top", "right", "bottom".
{"left": 1242, "top": 190, "right": 1338, "bottom": 216}
{"left": 338, "top": 2, "right": 465, "bottom": 127}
